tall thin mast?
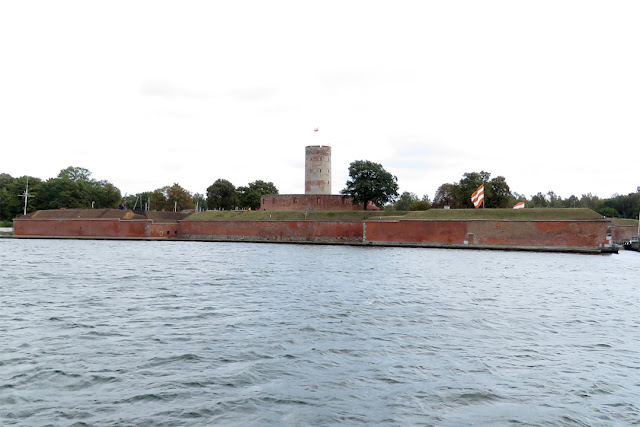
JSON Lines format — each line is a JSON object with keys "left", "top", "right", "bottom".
{"left": 20, "top": 178, "right": 34, "bottom": 216}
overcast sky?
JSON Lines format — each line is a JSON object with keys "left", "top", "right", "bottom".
{"left": 1, "top": 1, "right": 639, "bottom": 201}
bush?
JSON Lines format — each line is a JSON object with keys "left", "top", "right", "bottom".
{"left": 595, "top": 206, "right": 619, "bottom": 218}
{"left": 410, "top": 201, "right": 431, "bottom": 211}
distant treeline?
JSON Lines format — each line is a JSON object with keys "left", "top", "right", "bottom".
{"left": 1, "top": 167, "right": 638, "bottom": 221}
{"left": 0, "top": 167, "right": 279, "bottom": 220}
{"left": 391, "top": 171, "right": 640, "bottom": 220}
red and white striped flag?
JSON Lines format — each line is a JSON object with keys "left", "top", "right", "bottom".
{"left": 471, "top": 184, "right": 484, "bottom": 208}
{"left": 513, "top": 201, "right": 525, "bottom": 209}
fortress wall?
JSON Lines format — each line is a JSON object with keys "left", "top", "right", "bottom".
{"left": 364, "top": 220, "right": 610, "bottom": 249}
{"left": 149, "top": 223, "right": 180, "bottom": 238}
{"left": 13, "top": 219, "right": 149, "bottom": 238}
{"left": 13, "top": 214, "right": 613, "bottom": 251}
{"left": 260, "top": 194, "right": 366, "bottom": 211}
{"left": 364, "top": 220, "right": 468, "bottom": 243}
{"left": 611, "top": 225, "right": 638, "bottom": 243}
{"left": 179, "top": 220, "right": 363, "bottom": 243}
{"left": 471, "top": 220, "right": 608, "bottom": 247}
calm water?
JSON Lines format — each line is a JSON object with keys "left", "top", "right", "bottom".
{"left": 1, "top": 239, "right": 639, "bottom": 426}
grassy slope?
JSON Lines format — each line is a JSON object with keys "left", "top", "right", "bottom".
{"left": 185, "top": 210, "right": 403, "bottom": 221}
{"left": 184, "top": 208, "right": 605, "bottom": 221}
{"left": 611, "top": 218, "right": 640, "bottom": 226}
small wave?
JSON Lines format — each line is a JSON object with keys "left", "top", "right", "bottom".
{"left": 455, "top": 391, "right": 503, "bottom": 404}
{"left": 116, "top": 393, "right": 177, "bottom": 404}
{"left": 140, "top": 353, "right": 204, "bottom": 369}
{"left": 260, "top": 396, "right": 311, "bottom": 406}
{"left": 83, "top": 330, "right": 126, "bottom": 337}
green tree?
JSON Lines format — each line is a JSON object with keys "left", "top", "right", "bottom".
{"left": 151, "top": 183, "right": 194, "bottom": 211}
{"left": 124, "top": 191, "right": 153, "bottom": 210}
{"left": 34, "top": 167, "right": 121, "bottom": 210}
{"left": 394, "top": 192, "right": 419, "bottom": 211}
{"left": 91, "top": 180, "right": 121, "bottom": 208}
{"left": 410, "top": 198, "right": 431, "bottom": 211}
{"left": 340, "top": 160, "right": 399, "bottom": 210}
{"left": 578, "top": 193, "right": 601, "bottom": 210}
{"left": 35, "top": 178, "right": 90, "bottom": 209}
{"left": 546, "top": 191, "right": 563, "bottom": 208}
{"left": 563, "top": 195, "right": 579, "bottom": 208}
{"left": 237, "top": 180, "right": 278, "bottom": 210}
{"left": 3, "top": 176, "right": 42, "bottom": 218}
{"left": 485, "top": 176, "right": 512, "bottom": 208}
{"left": 432, "top": 183, "right": 460, "bottom": 208}
{"left": 207, "top": 179, "right": 237, "bottom": 210}
{"left": 193, "top": 193, "right": 208, "bottom": 211}
{"left": 0, "top": 173, "right": 14, "bottom": 220}
{"left": 595, "top": 206, "right": 619, "bottom": 218}
{"left": 602, "top": 192, "right": 640, "bottom": 219}
{"left": 57, "top": 166, "right": 92, "bottom": 182}
{"left": 150, "top": 188, "right": 168, "bottom": 211}
{"left": 455, "top": 171, "right": 491, "bottom": 208}
{"left": 530, "top": 192, "right": 548, "bottom": 208}
{"left": 0, "top": 173, "right": 13, "bottom": 188}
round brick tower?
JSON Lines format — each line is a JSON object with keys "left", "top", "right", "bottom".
{"left": 305, "top": 145, "right": 331, "bottom": 194}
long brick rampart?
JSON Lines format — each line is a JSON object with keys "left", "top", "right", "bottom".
{"left": 363, "top": 219, "right": 611, "bottom": 250}
{"left": 13, "top": 218, "right": 149, "bottom": 238}
{"left": 179, "top": 220, "right": 363, "bottom": 243}
{"left": 12, "top": 216, "right": 614, "bottom": 252}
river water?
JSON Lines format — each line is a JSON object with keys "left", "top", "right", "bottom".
{"left": 1, "top": 239, "right": 639, "bottom": 426}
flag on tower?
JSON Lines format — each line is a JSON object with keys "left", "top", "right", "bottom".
{"left": 471, "top": 184, "right": 484, "bottom": 209}
{"left": 513, "top": 201, "right": 525, "bottom": 209}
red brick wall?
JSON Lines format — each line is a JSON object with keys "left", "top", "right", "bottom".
{"left": 14, "top": 216, "right": 612, "bottom": 250}
{"left": 14, "top": 219, "right": 149, "bottom": 238}
{"left": 149, "top": 223, "right": 180, "bottom": 238}
{"left": 364, "top": 220, "right": 610, "bottom": 248}
{"left": 259, "top": 194, "right": 368, "bottom": 211}
{"left": 179, "top": 220, "right": 363, "bottom": 243}
{"left": 611, "top": 225, "right": 638, "bottom": 243}
{"left": 364, "top": 220, "right": 468, "bottom": 243}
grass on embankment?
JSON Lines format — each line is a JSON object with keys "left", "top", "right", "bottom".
{"left": 403, "top": 208, "right": 604, "bottom": 220}
{"left": 184, "top": 210, "right": 404, "bottom": 221}
{"left": 611, "top": 217, "right": 640, "bottom": 226}
{"left": 184, "top": 208, "right": 605, "bottom": 221}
